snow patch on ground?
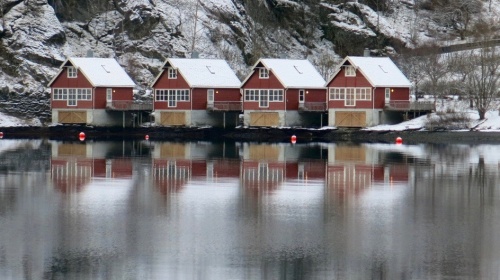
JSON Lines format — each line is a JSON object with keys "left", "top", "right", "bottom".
{"left": 0, "top": 112, "right": 41, "bottom": 127}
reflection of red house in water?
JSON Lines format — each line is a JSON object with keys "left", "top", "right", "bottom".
{"left": 152, "top": 143, "right": 241, "bottom": 194}
{"left": 51, "top": 143, "right": 133, "bottom": 193}
{"left": 241, "top": 144, "right": 328, "bottom": 194}
{"left": 326, "top": 145, "right": 409, "bottom": 200}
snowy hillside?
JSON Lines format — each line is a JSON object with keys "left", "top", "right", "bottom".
{"left": 1, "top": 0, "right": 500, "bottom": 124}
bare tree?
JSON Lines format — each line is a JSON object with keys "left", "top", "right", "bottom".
{"left": 420, "top": 51, "right": 448, "bottom": 105}
{"left": 449, "top": 45, "right": 500, "bottom": 120}
{"left": 395, "top": 54, "right": 424, "bottom": 99}
{"left": 312, "top": 51, "right": 339, "bottom": 81}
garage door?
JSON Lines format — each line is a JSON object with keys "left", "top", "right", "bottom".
{"left": 335, "top": 111, "right": 366, "bottom": 127}
{"left": 58, "top": 111, "right": 87, "bottom": 124}
{"left": 160, "top": 112, "right": 186, "bottom": 126}
{"left": 250, "top": 112, "right": 279, "bottom": 127}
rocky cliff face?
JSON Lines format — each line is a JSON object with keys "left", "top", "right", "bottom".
{"left": 0, "top": 0, "right": 497, "bottom": 124}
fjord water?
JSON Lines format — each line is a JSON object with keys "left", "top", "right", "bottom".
{"left": 0, "top": 140, "right": 499, "bottom": 279}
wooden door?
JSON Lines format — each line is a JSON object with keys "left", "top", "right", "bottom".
{"left": 58, "top": 111, "right": 87, "bottom": 124}
{"left": 160, "top": 112, "right": 186, "bottom": 126}
{"left": 335, "top": 111, "right": 366, "bottom": 127}
{"left": 249, "top": 112, "right": 279, "bottom": 127}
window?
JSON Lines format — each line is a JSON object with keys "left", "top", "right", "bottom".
{"left": 345, "top": 88, "right": 355, "bottom": 106}
{"left": 330, "top": 87, "right": 371, "bottom": 102}
{"left": 53, "top": 88, "right": 91, "bottom": 102}
{"left": 67, "top": 67, "right": 77, "bottom": 78}
{"left": 155, "top": 89, "right": 167, "bottom": 101}
{"left": 168, "top": 92, "right": 176, "bottom": 107}
{"left": 155, "top": 89, "right": 190, "bottom": 107}
{"left": 259, "top": 68, "right": 269, "bottom": 79}
{"left": 355, "top": 88, "right": 371, "bottom": 101}
{"left": 269, "top": 90, "right": 283, "bottom": 102}
{"left": 299, "top": 90, "right": 305, "bottom": 103}
{"left": 67, "top": 89, "right": 77, "bottom": 106}
{"left": 245, "top": 89, "right": 282, "bottom": 103}
{"left": 329, "top": 88, "right": 345, "bottom": 100}
{"left": 207, "top": 89, "right": 214, "bottom": 104}
{"left": 345, "top": 66, "right": 355, "bottom": 77}
{"left": 176, "top": 90, "right": 189, "bottom": 101}
{"left": 259, "top": 90, "right": 269, "bottom": 108}
{"left": 106, "top": 88, "right": 112, "bottom": 102}
{"left": 77, "top": 89, "right": 92, "bottom": 100}
{"left": 244, "top": 90, "right": 258, "bottom": 101}
{"left": 168, "top": 68, "right": 177, "bottom": 79}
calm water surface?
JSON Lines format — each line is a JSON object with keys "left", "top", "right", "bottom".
{"left": 0, "top": 139, "right": 499, "bottom": 279}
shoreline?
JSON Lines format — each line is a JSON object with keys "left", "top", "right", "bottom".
{"left": 0, "top": 125, "right": 500, "bottom": 144}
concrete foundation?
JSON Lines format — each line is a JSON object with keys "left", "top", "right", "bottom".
{"left": 154, "top": 110, "right": 240, "bottom": 127}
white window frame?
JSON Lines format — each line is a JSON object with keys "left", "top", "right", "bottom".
{"left": 345, "top": 88, "right": 355, "bottom": 106}
{"left": 207, "top": 89, "right": 214, "bottom": 105}
{"left": 330, "top": 87, "right": 371, "bottom": 103}
{"left": 168, "top": 68, "right": 177, "bottom": 79}
{"left": 345, "top": 66, "right": 356, "bottom": 77}
{"left": 355, "top": 88, "right": 372, "bottom": 101}
{"left": 259, "top": 90, "right": 269, "bottom": 108}
{"left": 168, "top": 92, "right": 176, "bottom": 107}
{"left": 299, "top": 90, "right": 305, "bottom": 103}
{"left": 385, "top": 88, "right": 391, "bottom": 103}
{"left": 155, "top": 89, "right": 190, "bottom": 107}
{"left": 106, "top": 88, "right": 112, "bottom": 102}
{"left": 329, "top": 88, "right": 345, "bottom": 100}
{"left": 53, "top": 88, "right": 91, "bottom": 102}
{"left": 269, "top": 90, "right": 283, "bottom": 102}
{"left": 244, "top": 89, "right": 258, "bottom": 101}
{"left": 155, "top": 89, "right": 167, "bottom": 101}
{"left": 67, "top": 88, "right": 77, "bottom": 106}
{"left": 67, "top": 67, "right": 77, "bottom": 78}
{"left": 259, "top": 68, "right": 269, "bottom": 79}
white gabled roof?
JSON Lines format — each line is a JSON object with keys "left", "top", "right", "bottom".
{"left": 152, "top": 58, "right": 241, "bottom": 88}
{"left": 333, "top": 56, "right": 411, "bottom": 87}
{"left": 48, "top": 57, "right": 136, "bottom": 87}
{"left": 244, "top": 58, "right": 325, "bottom": 88}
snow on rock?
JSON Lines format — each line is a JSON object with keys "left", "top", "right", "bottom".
{"left": 0, "top": 112, "right": 40, "bottom": 127}
{"left": 3, "top": 1, "right": 64, "bottom": 61}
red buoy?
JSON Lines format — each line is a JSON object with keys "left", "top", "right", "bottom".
{"left": 396, "top": 136, "right": 403, "bottom": 144}
{"left": 79, "top": 132, "right": 86, "bottom": 141}
{"left": 291, "top": 135, "right": 297, "bottom": 144}
{"left": 145, "top": 134, "right": 150, "bottom": 140}
{"left": 0, "top": 132, "right": 3, "bottom": 139}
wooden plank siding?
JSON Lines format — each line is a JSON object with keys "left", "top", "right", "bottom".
{"left": 335, "top": 111, "right": 366, "bottom": 127}
{"left": 249, "top": 112, "right": 280, "bottom": 127}
{"left": 160, "top": 112, "right": 186, "bottom": 126}
{"left": 58, "top": 111, "right": 87, "bottom": 124}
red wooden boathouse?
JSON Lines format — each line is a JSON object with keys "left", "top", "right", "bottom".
{"left": 151, "top": 58, "right": 241, "bottom": 127}
{"left": 241, "top": 58, "right": 326, "bottom": 127}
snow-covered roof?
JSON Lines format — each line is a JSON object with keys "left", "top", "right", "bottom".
{"left": 330, "top": 56, "right": 411, "bottom": 87}
{"left": 152, "top": 58, "right": 241, "bottom": 88}
{"left": 244, "top": 59, "right": 325, "bottom": 88}
{"left": 48, "top": 57, "right": 136, "bottom": 87}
